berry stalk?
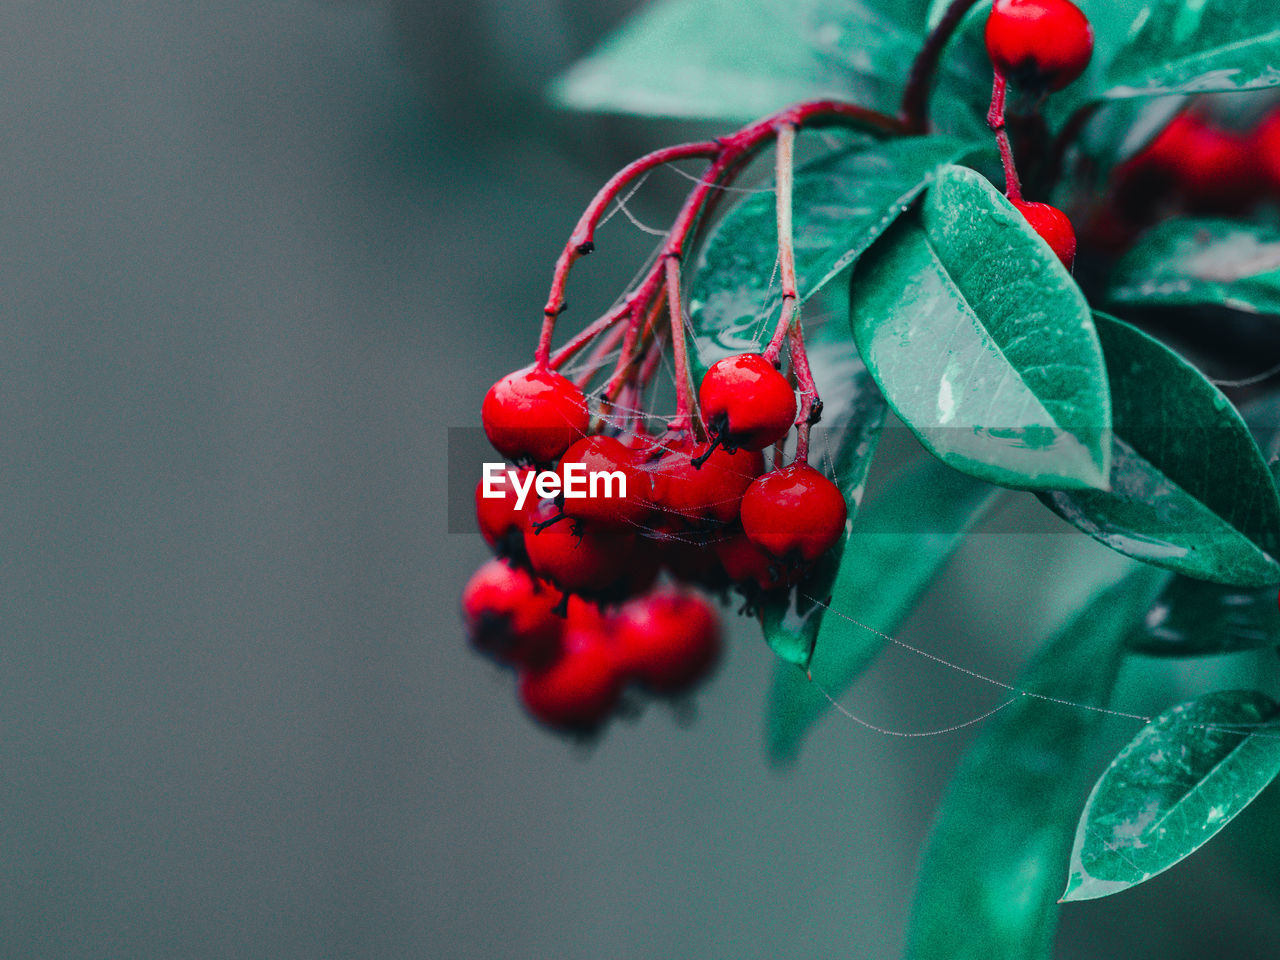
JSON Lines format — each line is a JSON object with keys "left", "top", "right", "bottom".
{"left": 537, "top": 140, "right": 721, "bottom": 368}
{"left": 664, "top": 254, "right": 698, "bottom": 433}
{"left": 763, "top": 123, "right": 799, "bottom": 364}
{"left": 900, "top": 0, "right": 985, "bottom": 133}
{"left": 536, "top": 101, "right": 906, "bottom": 373}
{"left": 987, "top": 72, "right": 1024, "bottom": 202}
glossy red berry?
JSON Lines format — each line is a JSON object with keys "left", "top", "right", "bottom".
{"left": 648, "top": 433, "right": 765, "bottom": 527}
{"left": 698, "top": 354, "right": 796, "bottom": 452}
{"left": 557, "top": 435, "right": 653, "bottom": 529}
{"left": 985, "top": 0, "right": 1093, "bottom": 92}
{"left": 740, "top": 462, "right": 847, "bottom": 564}
{"left": 523, "top": 499, "right": 636, "bottom": 594}
{"left": 475, "top": 466, "right": 534, "bottom": 551}
{"left": 481, "top": 366, "right": 589, "bottom": 465}
{"left": 614, "top": 590, "right": 722, "bottom": 694}
{"left": 460, "top": 560, "right": 563, "bottom": 668}
{"left": 518, "top": 626, "right": 622, "bottom": 731}
{"left": 1011, "top": 200, "right": 1076, "bottom": 269}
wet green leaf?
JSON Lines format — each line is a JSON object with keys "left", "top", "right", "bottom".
{"left": 1129, "top": 394, "right": 1280, "bottom": 656}
{"left": 797, "top": 0, "right": 932, "bottom": 105}
{"left": 1109, "top": 219, "right": 1280, "bottom": 315}
{"left": 1128, "top": 576, "right": 1279, "bottom": 656}
{"left": 1104, "top": 0, "right": 1280, "bottom": 98}
{"left": 849, "top": 165, "right": 1111, "bottom": 491}
{"left": 552, "top": 0, "right": 894, "bottom": 120}
{"left": 1063, "top": 690, "right": 1280, "bottom": 901}
{"left": 767, "top": 456, "right": 1001, "bottom": 763}
{"left": 759, "top": 339, "right": 887, "bottom": 667}
{"left": 906, "top": 566, "right": 1167, "bottom": 960}
{"left": 687, "top": 137, "right": 974, "bottom": 377}
{"left": 1040, "top": 313, "right": 1280, "bottom": 587}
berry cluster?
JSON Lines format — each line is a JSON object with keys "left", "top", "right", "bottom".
{"left": 1091, "top": 107, "right": 1280, "bottom": 249}
{"left": 467, "top": 341, "right": 847, "bottom": 734}
{"left": 462, "top": 561, "right": 721, "bottom": 731}
{"left": 460, "top": 110, "right": 874, "bottom": 733}
{"left": 460, "top": 0, "right": 1131, "bottom": 736}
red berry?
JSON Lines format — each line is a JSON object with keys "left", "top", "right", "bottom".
{"left": 460, "top": 560, "right": 563, "bottom": 668}
{"left": 1249, "top": 109, "right": 1280, "bottom": 192}
{"left": 1128, "top": 113, "right": 1259, "bottom": 213}
{"left": 519, "top": 626, "right": 623, "bottom": 731}
{"left": 648, "top": 433, "right": 764, "bottom": 527}
{"left": 475, "top": 466, "right": 534, "bottom": 550}
{"left": 985, "top": 0, "right": 1093, "bottom": 92}
{"left": 523, "top": 500, "right": 636, "bottom": 594}
{"left": 1011, "top": 200, "right": 1076, "bottom": 269}
{"left": 698, "top": 354, "right": 796, "bottom": 452}
{"left": 614, "top": 590, "right": 722, "bottom": 694}
{"left": 481, "top": 366, "right": 589, "bottom": 465}
{"left": 714, "top": 530, "right": 783, "bottom": 592}
{"left": 557, "top": 435, "right": 653, "bottom": 529}
{"left": 740, "top": 462, "right": 847, "bottom": 564}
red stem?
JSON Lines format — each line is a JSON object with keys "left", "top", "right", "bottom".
{"left": 665, "top": 256, "right": 696, "bottom": 432}
{"left": 900, "top": 0, "right": 985, "bottom": 133}
{"left": 571, "top": 320, "right": 629, "bottom": 391}
{"left": 534, "top": 100, "right": 906, "bottom": 370}
{"left": 987, "top": 72, "right": 1023, "bottom": 202}
{"left": 535, "top": 140, "right": 720, "bottom": 369}
{"left": 550, "top": 301, "right": 630, "bottom": 370}
{"left": 603, "top": 284, "right": 667, "bottom": 401}
{"left": 763, "top": 124, "right": 799, "bottom": 364}
{"left": 788, "top": 318, "right": 818, "bottom": 464}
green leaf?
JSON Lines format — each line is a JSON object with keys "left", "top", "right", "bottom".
{"left": 849, "top": 165, "right": 1111, "bottom": 491}
{"left": 1104, "top": 0, "right": 1280, "bottom": 98}
{"left": 1040, "top": 312, "right": 1280, "bottom": 587}
{"left": 688, "top": 137, "right": 975, "bottom": 376}
{"left": 826, "top": 0, "right": 933, "bottom": 34}
{"left": 1128, "top": 575, "right": 1279, "bottom": 656}
{"left": 759, "top": 338, "right": 887, "bottom": 666}
{"left": 1063, "top": 690, "right": 1280, "bottom": 901}
{"left": 766, "top": 455, "right": 1001, "bottom": 763}
{"left": 552, "top": 0, "right": 884, "bottom": 121}
{"left": 798, "top": 0, "right": 933, "bottom": 104}
{"left": 1129, "top": 393, "right": 1280, "bottom": 657}
{"left": 1109, "top": 219, "right": 1280, "bottom": 315}
{"left": 906, "top": 566, "right": 1167, "bottom": 960}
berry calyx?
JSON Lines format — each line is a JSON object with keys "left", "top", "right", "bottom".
{"left": 460, "top": 560, "right": 563, "bottom": 668}
{"left": 698, "top": 354, "right": 797, "bottom": 453}
{"left": 557, "top": 434, "right": 654, "bottom": 529}
{"left": 740, "top": 462, "right": 847, "bottom": 564}
{"left": 614, "top": 590, "right": 722, "bottom": 694}
{"left": 482, "top": 366, "right": 590, "bottom": 465}
{"left": 648, "top": 433, "right": 765, "bottom": 527}
{"left": 1011, "top": 199, "right": 1077, "bottom": 269}
{"left": 523, "top": 499, "right": 636, "bottom": 595}
{"left": 985, "top": 0, "right": 1093, "bottom": 92}
{"left": 518, "top": 626, "right": 623, "bottom": 731}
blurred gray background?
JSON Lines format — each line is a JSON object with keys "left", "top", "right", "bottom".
{"left": 4, "top": 2, "right": 1280, "bottom": 958}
